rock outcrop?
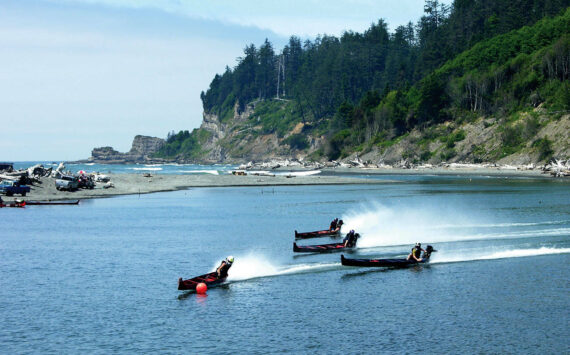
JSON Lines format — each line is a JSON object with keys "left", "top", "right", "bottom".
{"left": 195, "top": 100, "right": 316, "bottom": 164}
{"left": 89, "top": 135, "right": 165, "bottom": 163}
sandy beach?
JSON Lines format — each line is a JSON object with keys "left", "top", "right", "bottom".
{"left": 7, "top": 172, "right": 387, "bottom": 202}
{"left": 1, "top": 165, "right": 557, "bottom": 203}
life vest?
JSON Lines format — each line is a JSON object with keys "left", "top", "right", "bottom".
{"left": 413, "top": 247, "right": 421, "bottom": 258}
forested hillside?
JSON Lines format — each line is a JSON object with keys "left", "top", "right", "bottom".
{"left": 155, "top": 0, "right": 569, "bottom": 164}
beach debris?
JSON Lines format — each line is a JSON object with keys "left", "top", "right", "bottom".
{"left": 51, "top": 162, "right": 66, "bottom": 179}
{"left": 0, "top": 162, "right": 14, "bottom": 172}
{"left": 543, "top": 159, "right": 570, "bottom": 177}
{"left": 93, "top": 174, "right": 110, "bottom": 182}
{"left": 27, "top": 164, "right": 52, "bottom": 178}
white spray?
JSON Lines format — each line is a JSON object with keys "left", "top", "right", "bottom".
{"left": 340, "top": 201, "right": 481, "bottom": 248}
{"left": 226, "top": 253, "right": 338, "bottom": 282}
{"left": 432, "top": 247, "right": 570, "bottom": 264}
{"left": 340, "top": 202, "right": 569, "bottom": 248}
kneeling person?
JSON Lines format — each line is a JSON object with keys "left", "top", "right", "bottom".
{"left": 216, "top": 256, "right": 234, "bottom": 279}
{"left": 407, "top": 243, "right": 426, "bottom": 262}
{"left": 343, "top": 230, "right": 358, "bottom": 248}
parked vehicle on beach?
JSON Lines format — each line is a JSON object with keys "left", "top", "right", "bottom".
{"left": 55, "top": 175, "right": 79, "bottom": 191}
{"left": 77, "top": 175, "right": 94, "bottom": 189}
{"left": 0, "top": 180, "right": 30, "bottom": 196}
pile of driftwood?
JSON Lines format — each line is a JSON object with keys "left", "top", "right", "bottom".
{"left": 0, "top": 164, "right": 52, "bottom": 185}
{"left": 0, "top": 163, "right": 115, "bottom": 188}
{"left": 542, "top": 159, "right": 570, "bottom": 177}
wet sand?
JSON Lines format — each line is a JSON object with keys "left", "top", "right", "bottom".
{"left": 4, "top": 166, "right": 553, "bottom": 203}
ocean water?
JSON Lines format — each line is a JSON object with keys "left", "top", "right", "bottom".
{"left": 1, "top": 175, "right": 569, "bottom": 353}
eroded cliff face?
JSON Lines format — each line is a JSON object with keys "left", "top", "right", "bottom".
{"left": 128, "top": 135, "right": 165, "bottom": 156}
{"left": 356, "top": 112, "right": 570, "bottom": 166}
{"left": 90, "top": 136, "right": 165, "bottom": 163}
{"left": 197, "top": 101, "right": 317, "bottom": 163}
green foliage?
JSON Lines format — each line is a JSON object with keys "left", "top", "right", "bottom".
{"left": 420, "top": 149, "right": 433, "bottom": 161}
{"left": 439, "top": 129, "right": 466, "bottom": 148}
{"left": 523, "top": 115, "right": 542, "bottom": 139}
{"left": 154, "top": 129, "right": 212, "bottom": 160}
{"left": 439, "top": 148, "right": 457, "bottom": 161}
{"left": 499, "top": 124, "right": 525, "bottom": 156}
{"left": 326, "top": 129, "right": 352, "bottom": 160}
{"left": 547, "top": 81, "right": 570, "bottom": 110}
{"left": 532, "top": 136, "right": 554, "bottom": 161}
{"left": 472, "top": 145, "right": 488, "bottom": 163}
{"left": 282, "top": 134, "right": 309, "bottom": 150}
{"left": 251, "top": 100, "right": 302, "bottom": 138}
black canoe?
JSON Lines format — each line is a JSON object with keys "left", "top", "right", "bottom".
{"left": 341, "top": 245, "right": 436, "bottom": 267}
{"left": 178, "top": 272, "right": 227, "bottom": 291}
{"left": 293, "top": 241, "right": 355, "bottom": 253}
{"left": 25, "top": 200, "right": 80, "bottom": 206}
{"left": 295, "top": 229, "right": 340, "bottom": 239}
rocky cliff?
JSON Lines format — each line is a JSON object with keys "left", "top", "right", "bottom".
{"left": 187, "top": 100, "right": 569, "bottom": 167}
{"left": 89, "top": 135, "right": 165, "bottom": 163}
{"left": 195, "top": 101, "right": 311, "bottom": 164}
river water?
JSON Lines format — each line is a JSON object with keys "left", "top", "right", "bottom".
{"left": 1, "top": 174, "right": 569, "bottom": 353}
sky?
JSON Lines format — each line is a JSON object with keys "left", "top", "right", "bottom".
{"left": 0, "top": 0, "right": 451, "bottom": 161}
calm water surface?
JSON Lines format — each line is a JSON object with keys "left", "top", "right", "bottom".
{"left": 1, "top": 175, "right": 569, "bottom": 353}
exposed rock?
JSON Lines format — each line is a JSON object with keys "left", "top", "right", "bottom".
{"left": 89, "top": 136, "right": 165, "bottom": 164}
{"left": 128, "top": 135, "right": 165, "bottom": 157}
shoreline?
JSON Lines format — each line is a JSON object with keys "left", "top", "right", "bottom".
{"left": 6, "top": 173, "right": 391, "bottom": 202}
{"left": 1, "top": 166, "right": 564, "bottom": 203}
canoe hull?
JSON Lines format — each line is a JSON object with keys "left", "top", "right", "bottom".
{"left": 0, "top": 202, "right": 26, "bottom": 208}
{"left": 178, "top": 272, "right": 226, "bottom": 291}
{"left": 295, "top": 229, "right": 340, "bottom": 239}
{"left": 341, "top": 254, "right": 431, "bottom": 267}
{"left": 25, "top": 200, "right": 80, "bottom": 205}
{"left": 293, "top": 241, "right": 353, "bottom": 253}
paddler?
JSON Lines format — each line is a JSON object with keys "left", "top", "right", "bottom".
{"left": 216, "top": 256, "right": 234, "bottom": 279}
{"left": 335, "top": 219, "right": 344, "bottom": 232}
{"left": 407, "top": 243, "right": 426, "bottom": 262}
{"left": 329, "top": 218, "right": 339, "bottom": 232}
{"left": 343, "top": 230, "right": 358, "bottom": 248}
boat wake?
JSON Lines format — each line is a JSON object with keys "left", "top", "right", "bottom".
{"left": 226, "top": 255, "right": 338, "bottom": 282}
{"left": 341, "top": 202, "right": 569, "bottom": 247}
{"left": 432, "top": 247, "right": 570, "bottom": 264}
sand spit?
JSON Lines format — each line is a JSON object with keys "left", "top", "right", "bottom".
{"left": 5, "top": 173, "right": 388, "bottom": 202}
{"left": 2, "top": 162, "right": 566, "bottom": 203}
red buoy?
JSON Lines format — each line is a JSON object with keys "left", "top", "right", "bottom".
{"left": 196, "top": 282, "right": 207, "bottom": 294}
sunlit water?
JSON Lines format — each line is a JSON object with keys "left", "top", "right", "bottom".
{"left": 1, "top": 175, "right": 568, "bottom": 353}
